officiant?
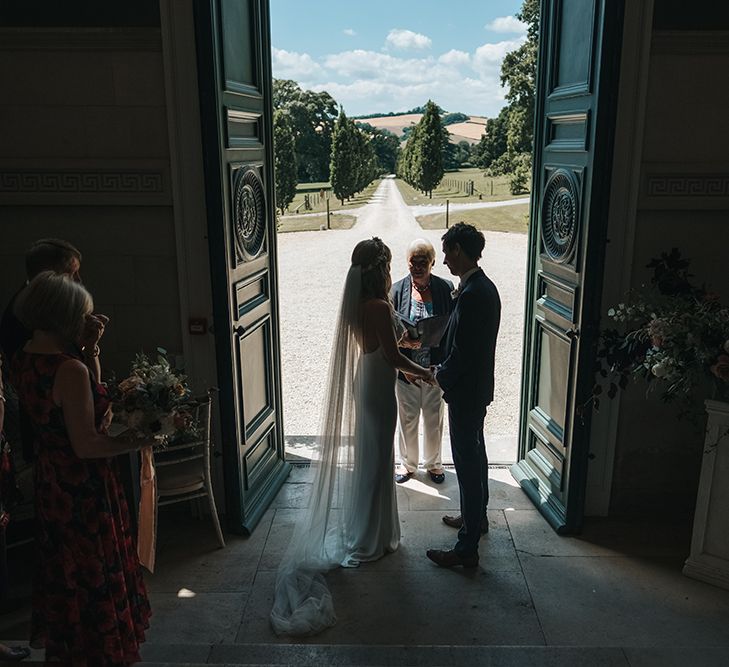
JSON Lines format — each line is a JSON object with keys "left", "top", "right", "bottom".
{"left": 391, "top": 239, "right": 454, "bottom": 485}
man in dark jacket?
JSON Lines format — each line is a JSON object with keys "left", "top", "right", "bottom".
{"left": 427, "top": 223, "right": 501, "bottom": 568}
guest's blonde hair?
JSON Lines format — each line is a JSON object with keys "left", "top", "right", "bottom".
{"left": 406, "top": 238, "right": 436, "bottom": 265}
{"left": 15, "top": 271, "right": 93, "bottom": 345}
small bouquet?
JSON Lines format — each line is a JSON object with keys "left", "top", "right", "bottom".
{"left": 109, "top": 348, "right": 197, "bottom": 443}
{"left": 594, "top": 249, "right": 729, "bottom": 415}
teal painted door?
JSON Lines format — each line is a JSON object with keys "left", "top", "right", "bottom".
{"left": 512, "top": 0, "right": 624, "bottom": 533}
{"left": 195, "top": 0, "right": 288, "bottom": 534}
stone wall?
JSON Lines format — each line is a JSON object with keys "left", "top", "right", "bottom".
{"left": 0, "top": 25, "right": 182, "bottom": 378}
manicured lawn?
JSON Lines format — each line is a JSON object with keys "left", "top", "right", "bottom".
{"left": 277, "top": 213, "right": 357, "bottom": 233}
{"left": 395, "top": 168, "right": 528, "bottom": 206}
{"left": 284, "top": 179, "right": 381, "bottom": 215}
{"left": 417, "top": 203, "right": 530, "bottom": 234}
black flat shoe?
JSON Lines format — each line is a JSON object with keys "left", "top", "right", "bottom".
{"left": 395, "top": 472, "right": 413, "bottom": 484}
{"left": 428, "top": 471, "right": 445, "bottom": 484}
{"left": 0, "top": 645, "right": 31, "bottom": 662}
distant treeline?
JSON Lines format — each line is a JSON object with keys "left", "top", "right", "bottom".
{"left": 352, "top": 105, "right": 445, "bottom": 120}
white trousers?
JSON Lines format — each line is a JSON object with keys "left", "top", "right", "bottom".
{"left": 395, "top": 378, "right": 445, "bottom": 473}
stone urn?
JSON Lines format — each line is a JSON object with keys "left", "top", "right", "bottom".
{"left": 683, "top": 399, "right": 729, "bottom": 590}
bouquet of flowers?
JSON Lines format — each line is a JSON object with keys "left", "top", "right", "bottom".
{"left": 594, "top": 249, "right": 729, "bottom": 413}
{"left": 109, "top": 348, "right": 197, "bottom": 442}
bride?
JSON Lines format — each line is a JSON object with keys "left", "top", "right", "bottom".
{"left": 271, "top": 237, "right": 434, "bottom": 636}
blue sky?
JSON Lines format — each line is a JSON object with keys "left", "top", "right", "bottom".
{"left": 270, "top": 0, "right": 526, "bottom": 117}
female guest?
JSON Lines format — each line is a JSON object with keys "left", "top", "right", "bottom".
{"left": 390, "top": 239, "right": 454, "bottom": 484}
{"left": 11, "top": 271, "right": 152, "bottom": 666}
{"left": 0, "top": 354, "right": 30, "bottom": 662}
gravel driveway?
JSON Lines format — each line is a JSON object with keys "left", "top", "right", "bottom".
{"left": 277, "top": 177, "right": 528, "bottom": 464}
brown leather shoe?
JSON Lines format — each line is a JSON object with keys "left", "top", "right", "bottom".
{"left": 442, "top": 514, "right": 489, "bottom": 533}
{"left": 426, "top": 548, "right": 479, "bottom": 568}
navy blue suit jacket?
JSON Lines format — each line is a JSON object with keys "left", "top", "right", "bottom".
{"left": 436, "top": 268, "right": 501, "bottom": 406}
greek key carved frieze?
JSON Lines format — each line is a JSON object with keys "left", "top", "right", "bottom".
{"left": 646, "top": 175, "right": 729, "bottom": 197}
{"left": 0, "top": 170, "right": 163, "bottom": 194}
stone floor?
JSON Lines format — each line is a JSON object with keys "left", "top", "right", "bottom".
{"left": 3, "top": 465, "right": 729, "bottom": 666}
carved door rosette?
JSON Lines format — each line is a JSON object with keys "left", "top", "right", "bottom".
{"left": 232, "top": 166, "right": 267, "bottom": 264}
{"left": 540, "top": 168, "right": 580, "bottom": 265}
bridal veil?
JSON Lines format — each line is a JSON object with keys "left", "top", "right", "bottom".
{"left": 270, "top": 264, "right": 363, "bottom": 636}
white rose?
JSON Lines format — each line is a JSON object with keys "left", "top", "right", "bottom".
{"left": 651, "top": 363, "right": 669, "bottom": 378}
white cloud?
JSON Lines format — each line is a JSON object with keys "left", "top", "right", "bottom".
{"left": 343, "top": 28, "right": 356, "bottom": 36}
{"left": 485, "top": 15, "right": 528, "bottom": 35}
{"left": 273, "top": 34, "right": 526, "bottom": 117}
{"left": 385, "top": 29, "right": 432, "bottom": 50}
{"left": 271, "top": 47, "right": 323, "bottom": 79}
{"left": 316, "top": 44, "right": 513, "bottom": 116}
{"left": 472, "top": 37, "right": 525, "bottom": 75}
{"left": 439, "top": 49, "right": 470, "bottom": 67}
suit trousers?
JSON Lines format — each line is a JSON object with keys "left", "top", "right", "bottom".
{"left": 395, "top": 378, "right": 444, "bottom": 473}
{"left": 448, "top": 399, "right": 489, "bottom": 557}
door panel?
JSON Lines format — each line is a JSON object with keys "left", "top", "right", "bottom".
{"left": 513, "top": 0, "right": 624, "bottom": 533}
{"left": 195, "top": 0, "right": 288, "bottom": 534}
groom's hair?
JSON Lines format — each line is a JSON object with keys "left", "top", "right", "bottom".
{"left": 442, "top": 223, "right": 485, "bottom": 261}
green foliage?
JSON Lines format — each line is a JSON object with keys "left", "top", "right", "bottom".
{"left": 442, "top": 112, "right": 470, "bottom": 126}
{"left": 508, "top": 152, "right": 532, "bottom": 194}
{"left": 352, "top": 104, "right": 444, "bottom": 120}
{"left": 273, "top": 78, "right": 338, "bottom": 183}
{"left": 414, "top": 101, "right": 445, "bottom": 195}
{"left": 472, "top": 0, "right": 538, "bottom": 179}
{"left": 330, "top": 111, "right": 379, "bottom": 204}
{"left": 272, "top": 110, "right": 298, "bottom": 214}
{"left": 501, "top": 0, "right": 538, "bottom": 157}
{"left": 330, "top": 110, "right": 357, "bottom": 204}
{"left": 472, "top": 106, "right": 509, "bottom": 170}
{"left": 356, "top": 123, "right": 400, "bottom": 173}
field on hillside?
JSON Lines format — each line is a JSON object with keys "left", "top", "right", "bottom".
{"left": 447, "top": 117, "right": 487, "bottom": 143}
{"left": 355, "top": 114, "right": 488, "bottom": 144}
{"left": 354, "top": 113, "right": 422, "bottom": 137}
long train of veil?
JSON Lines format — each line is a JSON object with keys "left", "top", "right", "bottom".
{"left": 270, "top": 265, "right": 364, "bottom": 636}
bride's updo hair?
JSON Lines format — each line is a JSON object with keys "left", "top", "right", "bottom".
{"left": 351, "top": 237, "right": 392, "bottom": 301}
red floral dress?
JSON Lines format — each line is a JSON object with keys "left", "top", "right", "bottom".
{"left": 11, "top": 351, "right": 151, "bottom": 666}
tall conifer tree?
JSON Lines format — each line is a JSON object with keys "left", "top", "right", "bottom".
{"left": 273, "top": 110, "right": 297, "bottom": 214}
{"left": 330, "top": 110, "right": 356, "bottom": 204}
{"left": 414, "top": 100, "right": 444, "bottom": 197}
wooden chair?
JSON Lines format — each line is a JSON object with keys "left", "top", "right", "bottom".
{"left": 153, "top": 391, "right": 225, "bottom": 548}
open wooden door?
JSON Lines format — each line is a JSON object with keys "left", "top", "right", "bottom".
{"left": 194, "top": 0, "right": 288, "bottom": 534}
{"left": 512, "top": 0, "right": 625, "bottom": 533}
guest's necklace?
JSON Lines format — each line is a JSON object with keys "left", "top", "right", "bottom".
{"left": 413, "top": 281, "right": 431, "bottom": 294}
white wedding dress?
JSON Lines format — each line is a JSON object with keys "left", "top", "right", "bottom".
{"left": 348, "top": 347, "right": 400, "bottom": 561}
{"left": 270, "top": 265, "right": 400, "bottom": 636}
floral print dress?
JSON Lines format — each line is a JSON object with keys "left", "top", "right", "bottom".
{"left": 11, "top": 351, "right": 151, "bottom": 666}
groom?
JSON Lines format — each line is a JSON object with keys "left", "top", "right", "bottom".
{"left": 427, "top": 223, "right": 501, "bottom": 568}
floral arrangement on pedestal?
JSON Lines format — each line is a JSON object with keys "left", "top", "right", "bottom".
{"left": 108, "top": 348, "right": 197, "bottom": 443}
{"left": 594, "top": 249, "right": 729, "bottom": 414}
